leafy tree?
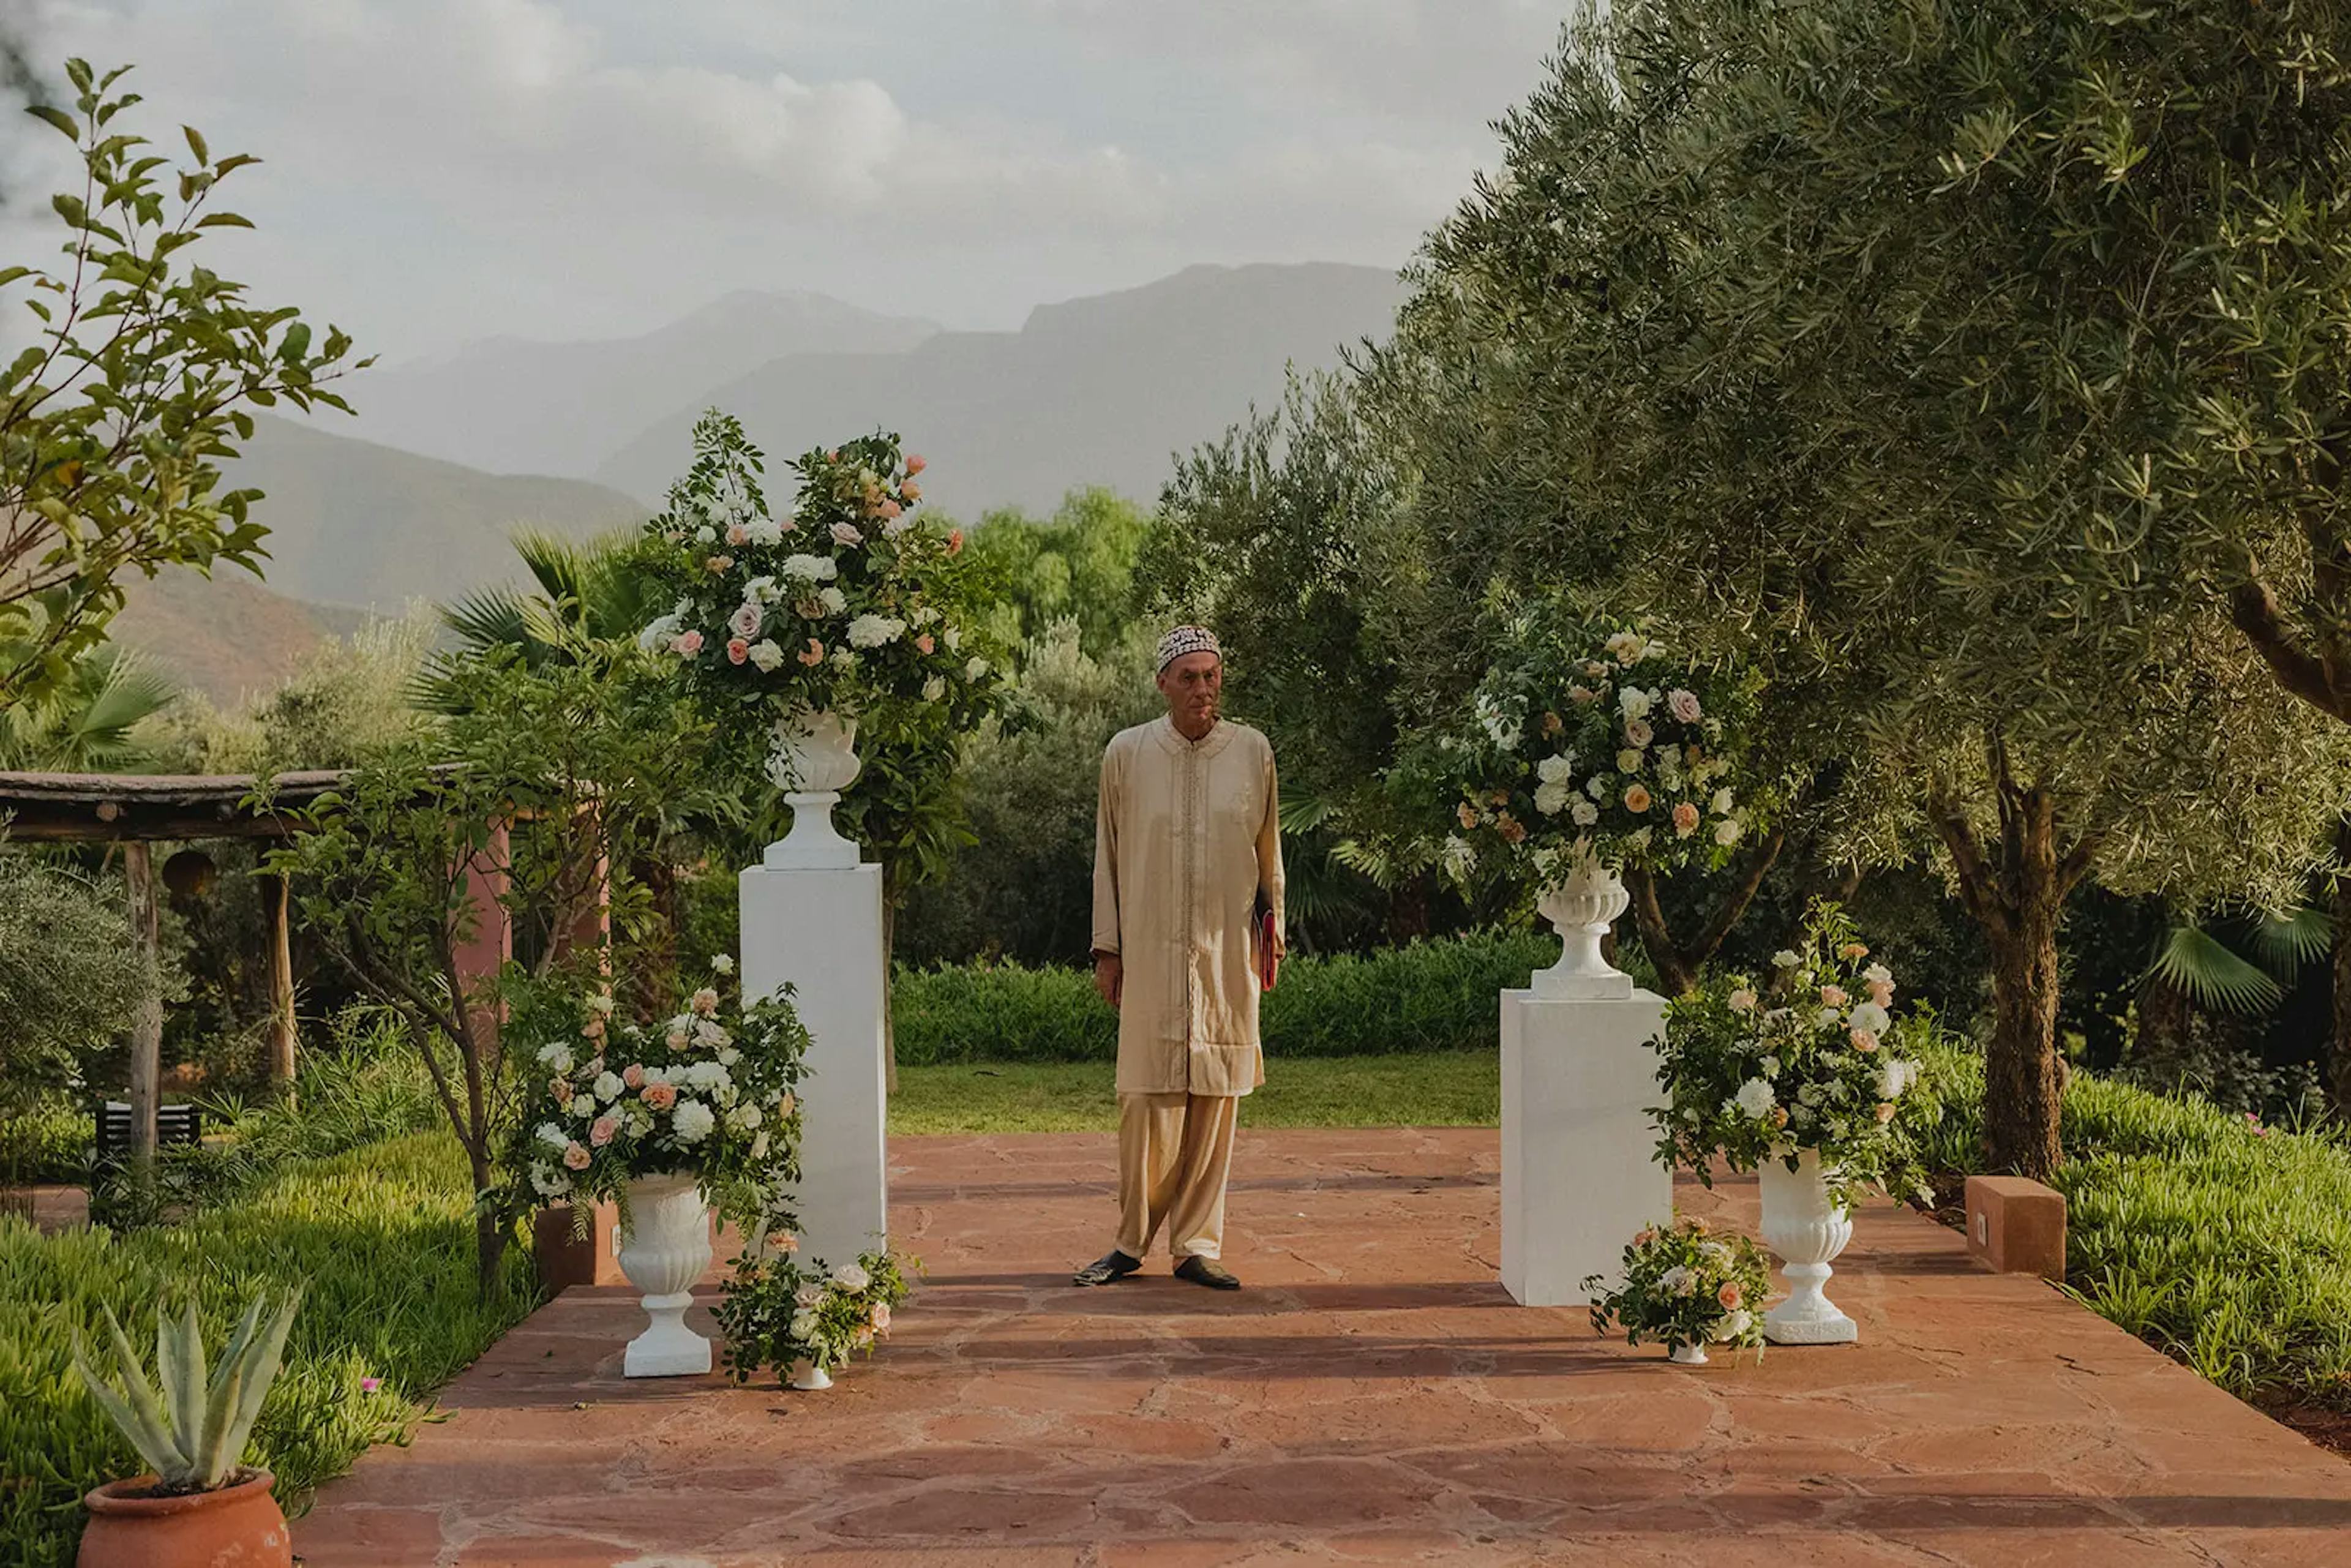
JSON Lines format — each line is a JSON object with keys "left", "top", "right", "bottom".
{"left": 0, "top": 61, "right": 367, "bottom": 710}
{"left": 1386, "top": 0, "right": 2351, "bottom": 1176}
{"left": 268, "top": 642, "right": 703, "bottom": 1292}
{"left": 964, "top": 488, "right": 1149, "bottom": 660}
{"left": 0, "top": 852, "right": 166, "bottom": 1120}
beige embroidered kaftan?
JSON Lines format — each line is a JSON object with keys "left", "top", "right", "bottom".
{"left": 1092, "top": 716, "right": 1284, "bottom": 1097}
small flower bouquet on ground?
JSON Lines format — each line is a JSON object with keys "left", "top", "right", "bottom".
{"left": 1584, "top": 1217, "right": 1771, "bottom": 1364}
{"left": 1650, "top": 904, "right": 1941, "bottom": 1209}
{"left": 505, "top": 964, "right": 811, "bottom": 1236}
{"left": 716, "top": 1242, "right": 915, "bottom": 1386}
{"left": 1420, "top": 598, "right": 1766, "bottom": 884}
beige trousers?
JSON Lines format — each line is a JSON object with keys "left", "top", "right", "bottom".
{"left": 1116, "top": 1091, "right": 1239, "bottom": 1261}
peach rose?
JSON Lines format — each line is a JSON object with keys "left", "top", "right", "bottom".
{"left": 1541, "top": 710, "right": 1564, "bottom": 735}
{"left": 692, "top": 987, "right": 720, "bottom": 1016}
{"left": 1671, "top": 801, "right": 1701, "bottom": 836}
{"left": 1869, "top": 981, "right": 1894, "bottom": 1006}
{"left": 905, "top": 453, "right": 927, "bottom": 475}
{"left": 915, "top": 632, "right": 935, "bottom": 655}
{"left": 667, "top": 1030, "right": 689, "bottom": 1051}
{"left": 1850, "top": 1029, "right": 1880, "bottom": 1053}
{"left": 946, "top": 528, "right": 963, "bottom": 554}
{"left": 1496, "top": 814, "right": 1527, "bottom": 845}
{"left": 879, "top": 499, "right": 902, "bottom": 520}
{"left": 1717, "top": 1281, "right": 1742, "bottom": 1310}
{"left": 726, "top": 637, "right": 751, "bottom": 665}
{"left": 562, "top": 1141, "right": 592, "bottom": 1171}
{"left": 642, "top": 1082, "right": 678, "bottom": 1111}
{"left": 1457, "top": 801, "right": 1480, "bottom": 830}
{"left": 1622, "top": 784, "right": 1652, "bottom": 813}
{"left": 705, "top": 554, "right": 733, "bottom": 574}
{"left": 623, "top": 1063, "right": 646, "bottom": 1089}
{"left": 1820, "top": 985, "right": 1848, "bottom": 1007}
{"left": 1840, "top": 942, "right": 1869, "bottom": 959}
{"left": 673, "top": 630, "right": 704, "bottom": 657}
{"left": 725, "top": 523, "right": 749, "bottom": 546}
{"left": 1768, "top": 1106, "right": 1790, "bottom": 1129}
{"left": 773, "top": 1230, "right": 799, "bottom": 1254}
{"left": 870, "top": 1302, "right": 892, "bottom": 1332}
{"left": 902, "top": 479, "right": 922, "bottom": 501}
{"left": 798, "top": 639, "right": 826, "bottom": 666}
{"left": 581, "top": 1016, "right": 605, "bottom": 1041}
{"left": 590, "top": 1116, "right": 618, "bottom": 1147}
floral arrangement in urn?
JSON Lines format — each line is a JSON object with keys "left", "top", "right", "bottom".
{"left": 1648, "top": 904, "right": 1940, "bottom": 1209}
{"left": 506, "top": 961, "right": 811, "bottom": 1236}
{"left": 1430, "top": 600, "right": 1766, "bottom": 885}
{"left": 633, "top": 410, "right": 1003, "bottom": 790}
{"left": 1583, "top": 1217, "right": 1771, "bottom": 1365}
{"left": 717, "top": 1242, "right": 915, "bottom": 1390}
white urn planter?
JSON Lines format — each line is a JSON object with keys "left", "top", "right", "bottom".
{"left": 616, "top": 1172, "right": 714, "bottom": 1376}
{"left": 787, "top": 1357, "right": 833, "bottom": 1391}
{"left": 765, "top": 707, "right": 862, "bottom": 869}
{"left": 1757, "top": 1147, "right": 1858, "bottom": 1345}
{"left": 1531, "top": 849, "right": 1633, "bottom": 1000}
{"left": 1667, "top": 1342, "right": 1710, "bottom": 1366}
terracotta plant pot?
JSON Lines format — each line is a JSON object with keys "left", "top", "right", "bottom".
{"left": 79, "top": 1468, "right": 291, "bottom": 1568}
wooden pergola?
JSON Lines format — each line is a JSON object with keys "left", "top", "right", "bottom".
{"left": 0, "top": 768, "right": 348, "bottom": 1163}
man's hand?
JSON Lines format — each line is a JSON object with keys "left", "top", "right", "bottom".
{"left": 1094, "top": 952, "right": 1122, "bottom": 1009}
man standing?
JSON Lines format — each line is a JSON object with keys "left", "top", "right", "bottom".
{"left": 1074, "top": 625, "right": 1283, "bottom": 1290}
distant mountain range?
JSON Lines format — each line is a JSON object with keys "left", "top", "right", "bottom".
{"left": 595, "top": 263, "right": 1408, "bottom": 516}
{"left": 318, "top": 289, "right": 940, "bottom": 479}
{"left": 127, "top": 262, "right": 1407, "bottom": 700}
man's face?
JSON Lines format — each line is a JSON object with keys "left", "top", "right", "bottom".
{"left": 1157, "top": 651, "right": 1223, "bottom": 726}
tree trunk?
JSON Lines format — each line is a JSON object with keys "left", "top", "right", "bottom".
{"left": 1622, "top": 865, "right": 1699, "bottom": 996}
{"left": 2331, "top": 814, "right": 2351, "bottom": 1113}
{"left": 265, "top": 872, "right": 298, "bottom": 1100}
{"left": 470, "top": 1146, "right": 509, "bottom": 1297}
{"left": 122, "top": 843, "right": 162, "bottom": 1175}
{"left": 1984, "top": 898, "right": 2065, "bottom": 1179}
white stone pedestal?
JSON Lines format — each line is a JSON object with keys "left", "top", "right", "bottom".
{"left": 1500, "top": 988, "right": 1673, "bottom": 1306}
{"left": 741, "top": 858, "right": 888, "bottom": 1270}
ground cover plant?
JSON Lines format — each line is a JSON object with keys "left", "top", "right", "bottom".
{"left": 0, "top": 1133, "right": 538, "bottom": 1568}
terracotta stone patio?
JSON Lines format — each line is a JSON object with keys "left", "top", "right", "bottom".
{"left": 298, "top": 1129, "right": 2351, "bottom": 1566}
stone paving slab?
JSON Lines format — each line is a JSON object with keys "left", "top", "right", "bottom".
{"left": 297, "top": 1128, "right": 2351, "bottom": 1566}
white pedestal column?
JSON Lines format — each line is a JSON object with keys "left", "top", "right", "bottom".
{"left": 741, "top": 858, "right": 888, "bottom": 1270}
{"left": 1500, "top": 987, "right": 1673, "bottom": 1306}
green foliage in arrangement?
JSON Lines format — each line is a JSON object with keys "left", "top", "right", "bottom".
{"left": 0, "top": 60, "right": 368, "bottom": 711}
{"left": 1918, "top": 1043, "right": 2351, "bottom": 1410}
{"left": 890, "top": 931, "right": 1559, "bottom": 1065}
{"left": 0, "top": 1133, "right": 539, "bottom": 1568}
{"left": 72, "top": 1289, "right": 302, "bottom": 1493}
{"left": 1584, "top": 1217, "right": 1771, "bottom": 1362}
{"left": 717, "top": 1245, "right": 913, "bottom": 1382}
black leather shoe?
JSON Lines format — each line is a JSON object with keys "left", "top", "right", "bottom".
{"left": 1174, "top": 1256, "right": 1241, "bottom": 1290}
{"left": 1073, "top": 1249, "right": 1143, "bottom": 1287}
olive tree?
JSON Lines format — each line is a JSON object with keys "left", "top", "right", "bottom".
{"left": 0, "top": 60, "right": 366, "bottom": 710}
{"left": 1386, "top": 0, "right": 2351, "bottom": 1176}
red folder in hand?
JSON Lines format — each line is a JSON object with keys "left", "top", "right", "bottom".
{"left": 1256, "top": 909, "right": 1280, "bottom": 991}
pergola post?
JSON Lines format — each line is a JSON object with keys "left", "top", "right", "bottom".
{"left": 451, "top": 819, "right": 512, "bottom": 1057}
{"left": 122, "top": 842, "right": 163, "bottom": 1171}
{"left": 266, "top": 871, "right": 298, "bottom": 1097}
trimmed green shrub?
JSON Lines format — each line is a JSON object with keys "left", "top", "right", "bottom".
{"left": 1921, "top": 1043, "right": 2351, "bottom": 1408}
{"left": 891, "top": 931, "right": 1558, "bottom": 1065}
{"left": 1, "top": 1133, "right": 538, "bottom": 1568}
{"left": 0, "top": 1096, "right": 89, "bottom": 1186}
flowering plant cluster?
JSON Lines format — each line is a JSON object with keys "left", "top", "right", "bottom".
{"left": 1430, "top": 602, "right": 1765, "bottom": 884}
{"left": 634, "top": 411, "right": 1003, "bottom": 782}
{"left": 505, "top": 961, "right": 811, "bottom": 1236}
{"left": 1650, "top": 906, "right": 1941, "bottom": 1209}
{"left": 1583, "top": 1216, "right": 1771, "bottom": 1359}
{"left": 717, "top": 1242, "right": 914, "bottom": 1381}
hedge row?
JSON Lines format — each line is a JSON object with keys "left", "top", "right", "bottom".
{"left": 1, "top": 1134, "right": 539, "bottom": 1568}
{"left": 891, "top": 930, "right": 1559, "bottom": 1065}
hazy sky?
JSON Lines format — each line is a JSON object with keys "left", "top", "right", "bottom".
{"left": 0, "top": 1, "right": 1568, "bottom": 364}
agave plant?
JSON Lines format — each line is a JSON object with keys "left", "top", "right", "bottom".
{"left": 72, "top": 1289, "right": 302, "bottom": 1491}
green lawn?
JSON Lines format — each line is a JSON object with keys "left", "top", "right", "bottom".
{"left": 890, "top": 1051, "right": 1501, "bottom": 1135}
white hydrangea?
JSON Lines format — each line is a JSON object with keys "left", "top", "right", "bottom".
{"left": 1733, "top": 1078, "right": 1775, "bottom": 1118}
{"left": 848, "top": 613, "right": 906, "bottom": 648}
{"left": 743, "top": 516, "right": 784, "bottom": 547}
{"left": 1771, "top": 950, "right": 1800, "bottom": 968}
{"left": 636, "top": 613, "right": 680, "bottom": 652}
{"left": 536, "top": 1122, "right": 571, "bottom": 1152}
{"left": 742, "top": 574, "right": 781, "bottom": 603}
{"left": 671, "top": 1100, "right": 718, "bottom": 1144}
{"left": 593, "top": 1071, "right": 624, "bottom": 1102}
{"left": 530, "top": 1166, "right": 572, "bottom": 1198}
{"left": 1848, "top": 1000, "right": 1892, "bottom": 1036}
{"left": 781, "top": 553, "right": 838, "bottom": 582}
{"left": 536, "top": 1042, "right": 574, "bottom": 1073}
{"left": 1534, "top": 780, "right": 1573, "bottom": 816}
{"left": 1878, "top": 1059, "right": 1916, "bottom": 1098}
{"left": 818, "top": 585, "right": 848, "bottom": 615}
{"left": 1862, "top": 962, "right": 1894, "bottom": 986}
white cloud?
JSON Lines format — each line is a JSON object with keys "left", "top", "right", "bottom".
{"left": 10, "top": 0, "right": 1531, "bottom": 354}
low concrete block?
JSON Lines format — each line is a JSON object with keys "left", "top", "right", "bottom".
{"left": 1964, "top": 1175, "right": 2066, "bottom": 1280}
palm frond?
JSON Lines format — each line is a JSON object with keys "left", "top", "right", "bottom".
{"left": 438, "top": 587, "right": 536, "bottom": 654}
{"left": 2148, "top": 925, "right": 2284, "bottom": 1016}
{"left": 2244, "top": 905, "right": 2334, "bottom": 977}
